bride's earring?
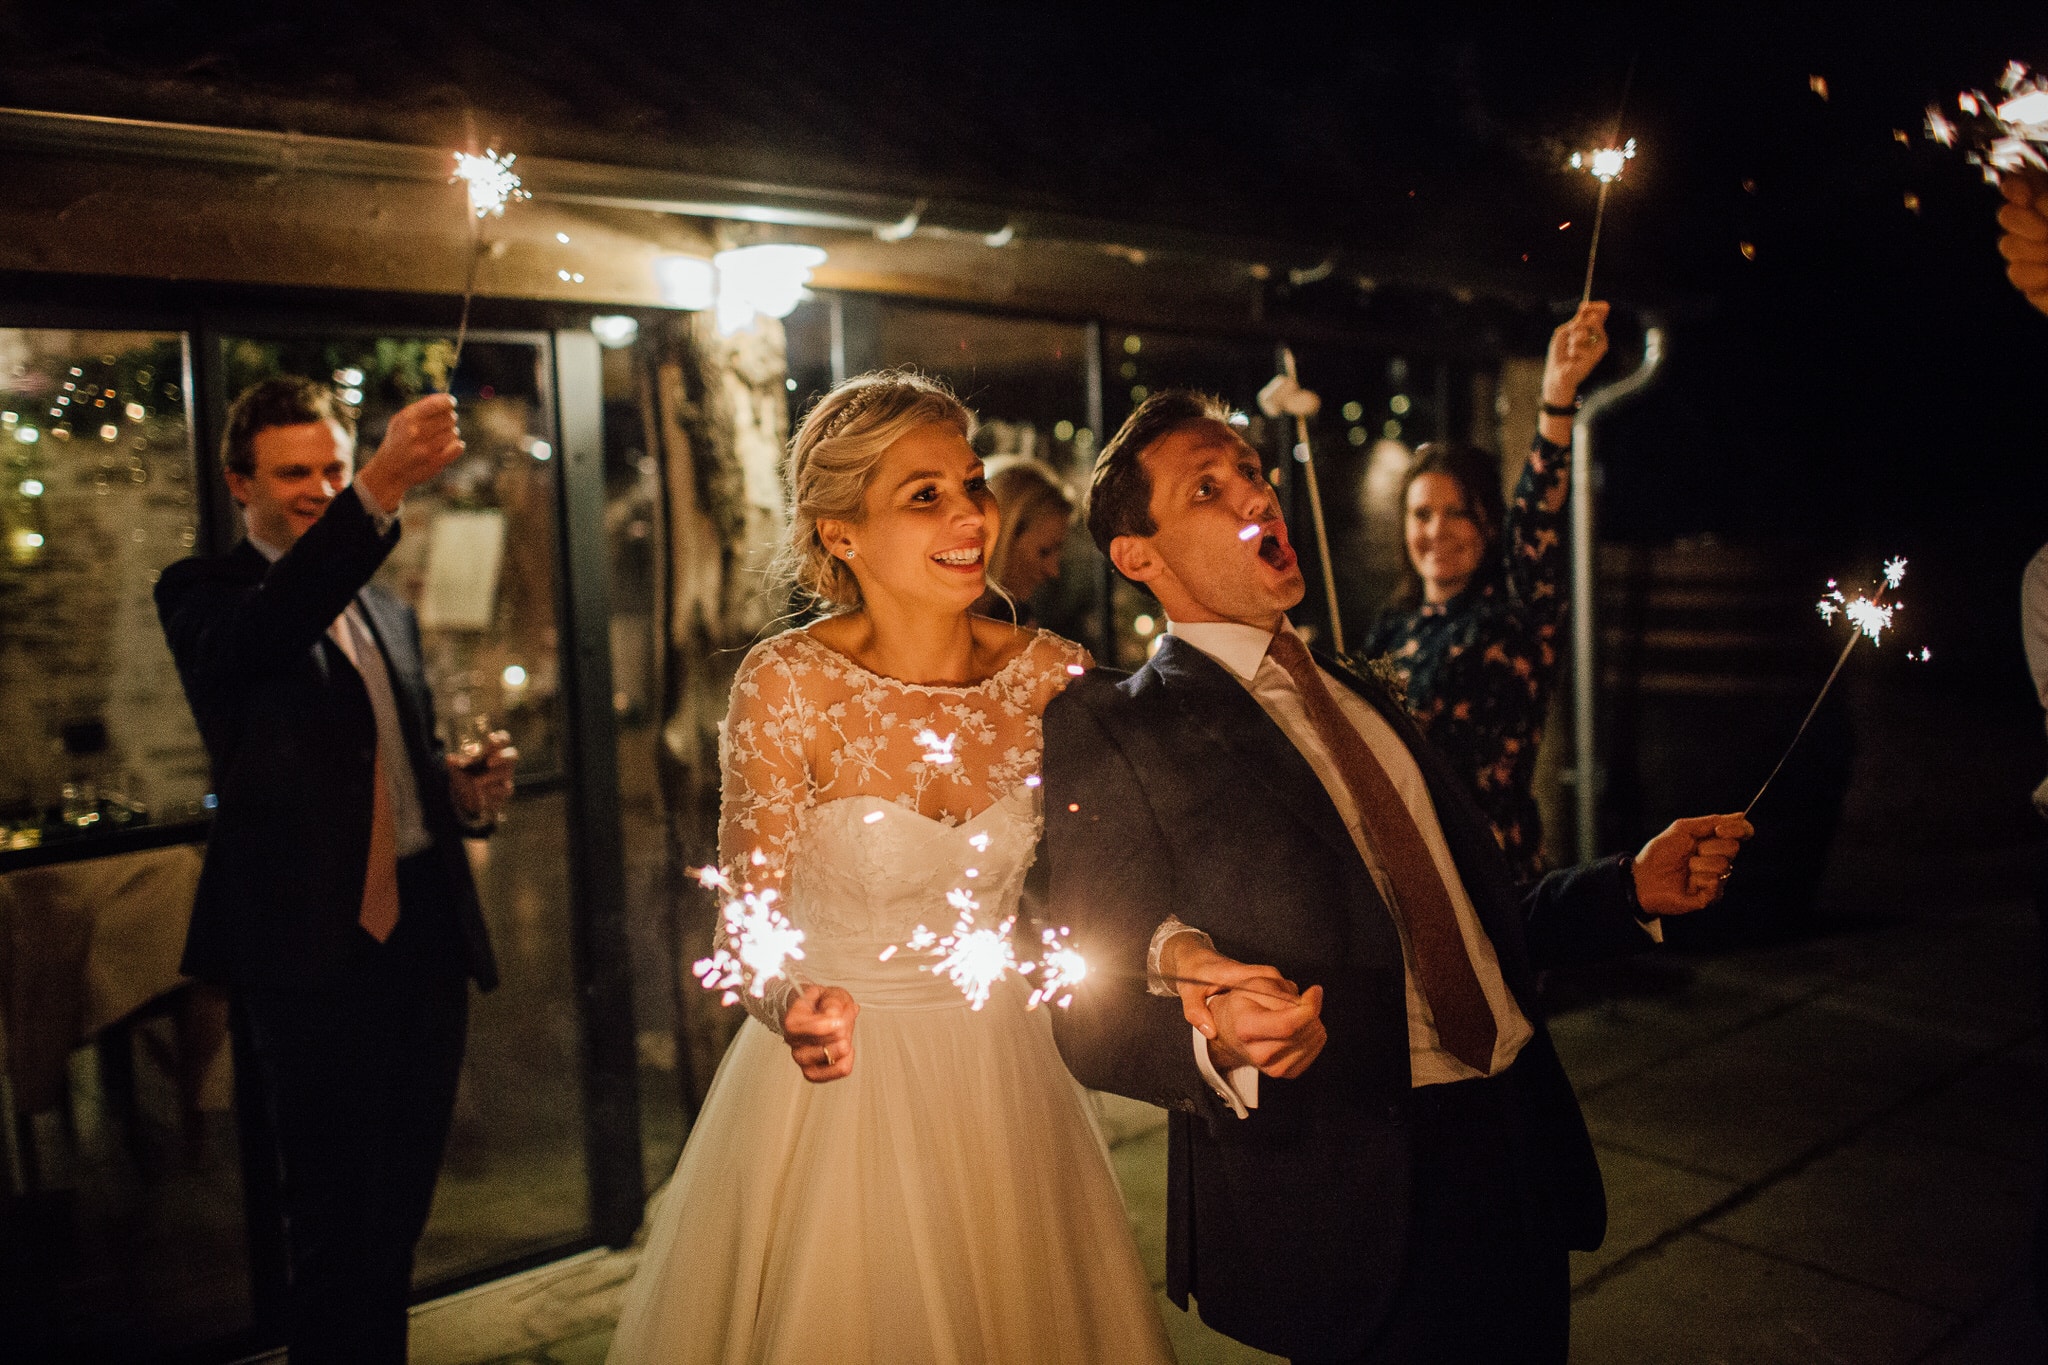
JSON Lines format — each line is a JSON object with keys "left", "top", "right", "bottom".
{"left": 843, "top": 546, "right": 857, "bottom": 560}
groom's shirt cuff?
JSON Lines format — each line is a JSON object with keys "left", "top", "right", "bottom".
{"left": 1192, "top": 1027, "right": 1258, "bottom": 1118}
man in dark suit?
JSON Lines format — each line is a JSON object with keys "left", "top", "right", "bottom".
{"left": 1040, "top": 391, "right": 1752, "bottom": 1364}
{"left": 157, "top": 378, "right": 514, "bottom": 1364}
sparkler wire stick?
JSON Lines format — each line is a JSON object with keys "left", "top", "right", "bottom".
{"left": 1744, "top": 560, "right": 1905, "bottom": 817}
{"left": 1574, "top": 55, "right": 1639, "bottom": 307}
{"left": 451, "top": 214, "right": 484, "bottom": 372}
{"left": 1580, "top": 178, "right": 1613, "bottom": 307}
{"left": 1742, "top": 630, "right": 1858, "bottom": 819}
{"left": 1153, "top": 972, "right": 1314, "bottom": 1012}
{"left": 1281, "top": 348, "right": 1346, "bottom": 657}
{"left": 447, "top": 150, "right": 531, "bottom": 376}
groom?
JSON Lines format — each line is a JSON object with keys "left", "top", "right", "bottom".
{"left": 1039, "top": 391, "right": 1752, "bottom": 1364}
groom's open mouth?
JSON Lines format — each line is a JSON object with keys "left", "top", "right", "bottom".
{"left": 1254, "top": 525, "right": 1297, "bottom": 574}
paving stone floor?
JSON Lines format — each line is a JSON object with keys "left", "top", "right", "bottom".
{"left": 409, "top": 896, "right": 2048, "bottom": 1365}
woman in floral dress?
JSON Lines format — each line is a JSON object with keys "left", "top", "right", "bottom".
{"left": 1360, "top": 301, "right": 1610, "bottom": 886}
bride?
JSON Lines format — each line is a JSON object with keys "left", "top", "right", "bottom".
{"left": 607, "top": 372, "right": 1175, "bottom": 1364}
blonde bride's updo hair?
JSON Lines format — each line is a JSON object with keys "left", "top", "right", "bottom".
{"left": 780, "top": 369, "right": 976, "bottom": 613}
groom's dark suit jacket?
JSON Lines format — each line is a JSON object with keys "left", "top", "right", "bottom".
{"left": 1038, "top": 635, "right": 1648, "bottom": 1361}
{"left": 155, "top": 487, "right": 497, "bottom": 992}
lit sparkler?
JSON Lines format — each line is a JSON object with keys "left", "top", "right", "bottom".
{"left": 911, "top": 888, "right": 1021, "bottom": 1011}
{"left": 446, "top": 149, "right": 532, "bottom": 376}
{"left": 690, "top": 856, "right": 806, "bottom": 1007}
{"left": 915, "top": 729, "right": 959, "bottom": 766}
{"left": 1926, "top": 62, "right": 2048, "bottom": 183}
{"left": 1569, "top": 136, "right": 1637, "bottom": 306}
{"left": 452, "top": 150, "right": 530, "bottom": 218}
{"left": 1747, "top": 557, "right": 1913, "bottom": 816}
{"left": 1022, "top": 925, "right": 1089, "bottom": 1010}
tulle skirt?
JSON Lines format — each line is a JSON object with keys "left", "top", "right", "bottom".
{"left": 606, "top": 986, "right": 1175, "bottom": 1364}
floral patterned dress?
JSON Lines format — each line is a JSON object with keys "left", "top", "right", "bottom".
{"left": 1360, "top": 436, "right": 1570, "bottom": 887}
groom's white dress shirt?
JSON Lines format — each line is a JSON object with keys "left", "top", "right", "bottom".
{"left": 1148, "top": 618, "right": 1539, "bottom": 1117}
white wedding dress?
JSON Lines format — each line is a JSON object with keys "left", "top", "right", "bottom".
{"left": 607, "top": 626, "right": 1175, "bottom": 1365}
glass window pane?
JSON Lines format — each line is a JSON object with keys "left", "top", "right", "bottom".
{"left": 217, "top": 334, "right": 591, "bottom": 1283}
{"left": 0, "top": 329, "right": 210, "bottom": 849}
{"left": 0, "top": 329, "right": 249, "bottom": 1358}
{"left": 592, "top": 331, "right": 688, "bottom": 1185}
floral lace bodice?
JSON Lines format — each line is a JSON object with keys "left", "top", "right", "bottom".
{"left": 715, "top": 625, "right": 1091, "bottom": 1028}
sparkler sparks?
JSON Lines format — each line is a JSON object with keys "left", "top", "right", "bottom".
{"left": 1926, "top": 62, "right": 2048, "bottom": 182}
{"left": 1022, "top": 925, "right": 1089, "bottom": 1010}
{"left": 1816, "top": 557, "right": 1906, "bottom": 646}
{"left": 1571, "top": 138, "right": 1638, "bottom": 184}
{"left": 1238, "top": 523, "right": 1262, "bottom": 541}
{"left": 909, "top": 889, "right": 1021, "bottom": 1011}
{"left": 451, "top": 150, "right": 531, "bottom": 218}
{"left": 1843, "top": 596, "right": 1895, "bottom": 645}
{"left": 691, "top": 857, "right": 806, "bottom": 1007}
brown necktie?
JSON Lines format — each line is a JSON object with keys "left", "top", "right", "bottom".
{"left": 1266, "top": 628, "right": 1497, "bottom": 1071}
{"left": 330, "top": 612, "right": 402, "bottom": 943}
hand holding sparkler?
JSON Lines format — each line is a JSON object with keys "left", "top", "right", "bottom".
{"left": 1997, "top": 171, "right": 2048, "bottom": 316}
{"left": 781, "top": 984, "right": 858, "bottom": 1083}
{"left": 1539, "top": 301, "right": 1610, "bottom": 444}
{"left": 1162, "top": 935, "right": 1326, "bottom": 1079}
{"left": 353, "top": 393, "right": 465, "bottom": 510}
{"left": 1631, "top": 814, "right": 1754, "bottom": 914}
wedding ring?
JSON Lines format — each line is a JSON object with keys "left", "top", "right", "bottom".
{"left": 822, "top": 1044, "right": 834, "bottom": 1066}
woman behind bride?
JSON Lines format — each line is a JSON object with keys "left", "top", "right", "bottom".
{"left": 607, "top": 372, "right": 1175, "bottom": 1364}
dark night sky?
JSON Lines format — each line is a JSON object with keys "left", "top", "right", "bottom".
{"left": 6, "top": 0, "right": 2048, "bottom": 686}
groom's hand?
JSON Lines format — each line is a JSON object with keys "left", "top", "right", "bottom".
{"left": 1633, "top": 813, "right": 1754, "bottom": 916}
{"left": 781, "top": 984, "right": 858, "bottom": 1083}
{"left": 1210, "top": 985, "right": 1327, "bottom": 1080}
{"left": 1165, "top": 937, "right": 1327, "bottom": 1080}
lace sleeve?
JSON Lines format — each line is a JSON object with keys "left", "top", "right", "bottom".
{"left": 714, "top": 636, "right": 815, "bottom": 1032}
{"left": 1029, "top": 631, "right": 1095, "bottom": 708}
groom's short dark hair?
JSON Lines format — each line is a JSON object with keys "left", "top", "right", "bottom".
{"left": 1086, "top": 390, "right": 1234, "bottom": 562}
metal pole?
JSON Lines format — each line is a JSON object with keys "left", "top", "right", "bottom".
{"left": 827, "top": 294, "right": 847, "bottom": 386}
{"left": 1083, "top": 321, "right": 1112, "bottom": 665}
{"left": 1571, "top": 325, "right": 1664, "bottom": 864}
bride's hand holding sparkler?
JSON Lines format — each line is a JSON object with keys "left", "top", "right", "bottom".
{"left": 782, "top": 984, "right": 858, "bottom": 1083}
{"left": 1538, "top": 302, "right": 1611, "bottom": 445}
{"left": 1631, "top": 814, "right": 1754, "bottom": 916}
{"left": 1997, "top": 171, "right": 2048, "bottom": 317}
{"left": 355, "top": 394, "right": 465, "bottom": 510}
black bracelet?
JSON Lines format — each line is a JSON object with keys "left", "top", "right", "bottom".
{"left": 1539, "top": 399, "right": 1581, "bottom": 418}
